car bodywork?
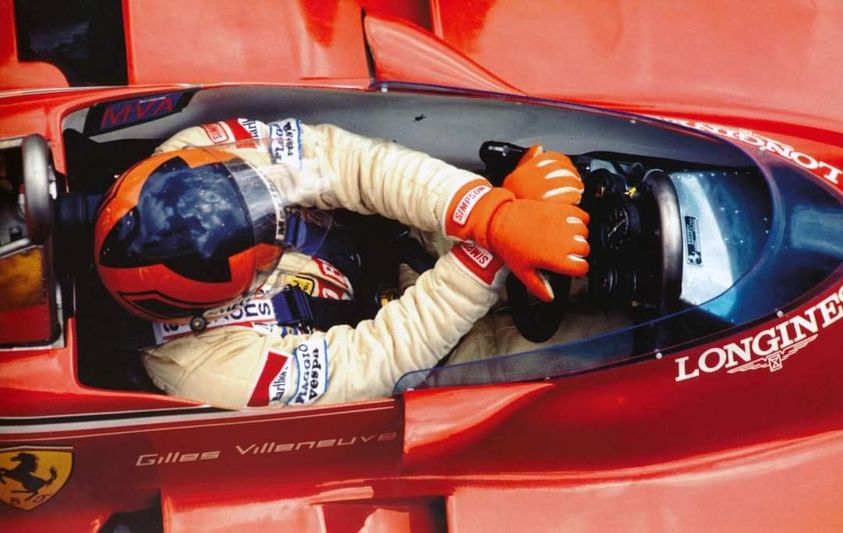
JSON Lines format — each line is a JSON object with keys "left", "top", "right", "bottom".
{"left": 1, "top": 1, "right": 842, "bottom": 531}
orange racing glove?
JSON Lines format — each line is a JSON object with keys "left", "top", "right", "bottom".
{"left": 503, "top": 145, "right": 584, "bottom": 205}
{"left": 444, "top": 180, "right": 590, "bottom": 302}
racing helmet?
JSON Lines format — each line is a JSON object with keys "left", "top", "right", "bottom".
{"left": 94, "top": 147, "right": 287, "bottom": 323}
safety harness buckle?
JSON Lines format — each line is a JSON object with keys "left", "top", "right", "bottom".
{"left": 271, "top": 286, "right": 315, "bottom": 333}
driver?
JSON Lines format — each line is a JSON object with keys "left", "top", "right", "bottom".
{"left": 94, "top": 118, "right": 589, "bottom": 408}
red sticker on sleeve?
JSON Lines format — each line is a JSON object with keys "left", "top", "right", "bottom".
{"left": 200, "top": 123, "right": 231, "bottom": 143}
{"left": 313, "top": 257, "right": 352, "bottom": 291}
{"left": 452, "top": 242, "right": 504, "bottom": 286}
{"left": 248, "top": 350, "right": 290, "bottom": 406}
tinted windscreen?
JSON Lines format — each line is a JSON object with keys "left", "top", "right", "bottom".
{"left": 395, "top": 160, "right": 843, "bottom": 393}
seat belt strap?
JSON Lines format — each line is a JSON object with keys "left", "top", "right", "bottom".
{"left": 270, "top": 286, "right": 375, "bottom": 332}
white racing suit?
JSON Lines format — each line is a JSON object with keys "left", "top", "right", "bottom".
{"left": 142, "top": 118, "right": 508, "bottom": 409}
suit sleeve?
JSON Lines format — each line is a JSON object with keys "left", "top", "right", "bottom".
{"left": 155, "top": 118, "right": 483, "bottom": 236}
{"left": 297, "top": 123, "right": 481, "bottom": 235}
{"left": 145, "top": 119, "right": 502, "bottom": 408}
{"left": 142, "top": 250, "right": 499, "bottom": 408}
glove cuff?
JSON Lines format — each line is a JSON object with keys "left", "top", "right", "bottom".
{"left": 450, "top": 242, "right": 508, "bottom": 289}
{"left": 443, "top": 179, "right": 515, "bottom": 247}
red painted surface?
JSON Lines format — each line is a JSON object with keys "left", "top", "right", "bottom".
{"left": 0, "top": 82, "right": 841, "bottom": 528}
{"left": 364, "top": 15, "right": 524, "bottom": 95}
{"left": 0, "top": 303, "right": 52, "bottom": 345}
{"left": 0, "top": 398, "right": 401, "bottom": 529}
{"left": 0, "top": 1, "right": 842, "bottom": 528}
{"left": 0, "top": 0, "right": 68, "bottom": 90}
{"left": 121, "top": 1, "right": 524, "bottom": 95}
{"left": 372, "top": 275, "right": 843, "bottom": 483}
{"left": 122, "top": 0, "right": 371, "bottom": 86}
{"left": 433, "top": 0, "right": 843, "bottom": 137}
{"left": 402, "top": 382, "right": 552, "bottom": 469}
{"left": 446, "top": 430, "right": 843, "bottom": 532}
{"left": 162, "top": 489, "right": 443, "bottom": 532}
{"left": 653, "top": 115, "right": 843, "bottom": 192}
{"left": 0, "top": 319, "right": 198, "bottom": 416}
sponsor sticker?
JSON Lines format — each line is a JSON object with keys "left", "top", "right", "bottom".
{"left": 236, "top": 118, "right": 263, "bottom": 141}
{"left": 286, "top": 275, "right": 316, "bottom": 295}
{"left": 285, "top": 272, "right": 353, "bottom": 300}
{"left": 675, "top": 282, "right": 843, "bottom": 382}
{"left": 452, "top": 242, "right": 502, "bottom": 286}
{"left": 288, "top": 337, "right": 329, "bottom": 405}
{"left": 452, "top": 184, "right": 491, "bottom": 226}
{"left": 0, "top": 446, "right": 73, "bottom": 511}
{"left": 251, "top": 323, "right": 299, "bottom": 336}
{"left": 84, "top": 90, "right": 195, "bottom": 135}
{"left": 313, "top": 257, "right": 352, "bottom": 292}
{"left": 318, "top": 284, "right": 346, "bottom": 300}
{"left": 269, "top": 118, "right": 303, "bottom": 170}
{"left": 684, "top": 216, "right": 702, "bottom": 265}
{"left": 248, "top": 350, "right": 291, "bottom": 407}
{"left": 657, "top": 117, "right": 842, "bottom": 187}
{"left": 152, "top": 296, "right": 276, "bottom": 343}
{"left": 727, "top": 335, "right": 816, "bottom": 374}
{"left": 200, "top": 122, "right": 230, "bottom": 143}
{"left": 460, "top": 242, "right": 494, "bottom": 269}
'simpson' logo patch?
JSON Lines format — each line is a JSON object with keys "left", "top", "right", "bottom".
{"left": 453, "top": 185, "right": 491, "bottom": 226}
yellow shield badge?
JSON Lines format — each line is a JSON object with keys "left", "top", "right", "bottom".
{"left": 0, "top": 446, "right": 73, "bottom": 511}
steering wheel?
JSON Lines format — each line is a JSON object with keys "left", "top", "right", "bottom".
{"left": 22, "top": 134, "right": 56, "bottom": 245}
{"left": 479, "top": 141, "right": 684, "bottom": 342}
{"left": 585, "top": 166, "right": 683, "bottom": 315}
{"left": 506, "top": 271, "right": 570, "bottom": 343}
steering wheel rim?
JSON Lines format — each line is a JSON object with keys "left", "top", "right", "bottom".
{"left": 22, "top": 134, "right": 56, "bottom": 244}
{"left": 506, "top": 272, "right": 570, "bottom": 343}
{"left": 644, "top": 169, "right": 683, "bottom": 313}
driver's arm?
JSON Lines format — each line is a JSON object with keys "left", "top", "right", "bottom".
{"left": 146, "top": 118, "right": 508, "bottom": 407}
{"left": 142, "top": 245, "right": 502, "bottom": 408}
{"left": 158, "top": 118, "right": 589, "bottom": 299}
{"left": 157, "top": 118, "right": 483, "bottom": 237}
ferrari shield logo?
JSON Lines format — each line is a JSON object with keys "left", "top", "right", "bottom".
{"left": 0, "top": 446, "right": 72, "bottom": 511}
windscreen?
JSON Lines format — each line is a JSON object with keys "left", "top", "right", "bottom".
{"left": 395, "top": 158, "right": 843, "bottom": 393}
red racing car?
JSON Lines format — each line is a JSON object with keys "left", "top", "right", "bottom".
{"left": 1, "top": 1, "right": 842, "bottom": 531}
